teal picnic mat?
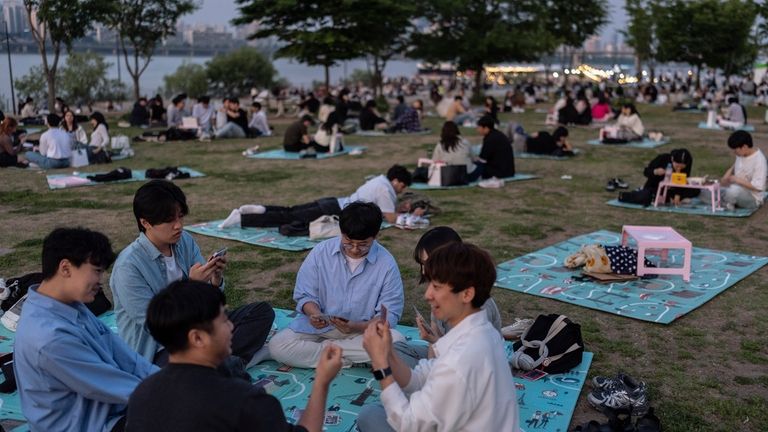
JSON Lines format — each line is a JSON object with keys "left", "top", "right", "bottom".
{"left": 495, "top": 230, "right": 768, "bottom": 324}
{"left": 46, "top": 167, "right": 205, "bottom": 190}
{"left": 253, "top": 308, "right": 592, "bottom": 432}
{"left": 585, "top": 138, "right": 669, "bottom": 149}
{"left": 516, "top": 149, "right": 581, "bottom": 160}
{"left": 607, "top": 195, "right": 767, "bottom": 218}
{"left": 697, "top": 122, "right": 755, "bottom": 132}
{"left": 245, "top": 145, "right": 366, "bottom": 160}
{"left": 410, "top": 173, "right": 538, "bottom": 190}
{"left": 185, "top": 220, "right": 392, "bottom": 251}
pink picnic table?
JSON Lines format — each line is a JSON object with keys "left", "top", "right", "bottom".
{"left": 621, "top": 225, "right": 692, "bottom": 282}
{"left": 654, "top": 180, "right": 721, "bottom": 213}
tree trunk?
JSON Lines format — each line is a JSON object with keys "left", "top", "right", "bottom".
{"left": 635, "top": 56, "right": 643, "bottom": 81}
{"left": 324, "top": 64, "right": 330, "bottom": 90}
{"left": 695, "top": 65, "right": 701, "bottom": 89}
{"left": 472, "top": 64, "right": 484, "bottom": 104}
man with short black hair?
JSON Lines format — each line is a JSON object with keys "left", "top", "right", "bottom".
{"left": 283, "top": 114, "right": 325, "bottom": 152}
{"left": 166, "top": 94, "right": 187, "bottom": 128}
{"left": 358, "top": 242, "right": 519, "bottom": 432}
{"left": 126, "top": 280, "right": 342, "bottom": 432}
{"left": 477, "top": 115, "right": 515, "bottom": 179}
{"left": 24, "top": 113, "right": 72, "bottom": 169}
{"left": 702, "top": 130, "right": 766, "bottom": 209}
{"left": 268, "top": 202, "right": 405, "bottom": 368}
{"left": 248, "top": 101, "right": 271, "bottom": 137}
{"left": 110, "top": 180, "right": 275, "bottom": 366}
{"left": 215, "top": 98, "right": 248, "bottom": 139}
{"left": 15, "top": 228, "right": 158, "bottom": 432}
{"left": 192, "top": 95, "right": 215, "bottom": 134}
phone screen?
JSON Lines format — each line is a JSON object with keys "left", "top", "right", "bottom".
{"left": 412, "top": 305, "right": 434, "bottom": 336}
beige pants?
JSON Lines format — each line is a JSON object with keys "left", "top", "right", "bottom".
{"left": 269, "top": 327, "right": 405, "bottom": 368}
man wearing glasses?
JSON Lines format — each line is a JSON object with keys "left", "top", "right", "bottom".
{"left": 269, "top": 202, "right": 405, "bottom": 368}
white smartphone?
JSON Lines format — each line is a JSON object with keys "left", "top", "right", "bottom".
{"left": 211, "top": 247, "right": 228, "bottom": 260}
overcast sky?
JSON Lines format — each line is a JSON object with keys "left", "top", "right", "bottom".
{"left": 187, "top": 0, "right": 628, "bottom": 42}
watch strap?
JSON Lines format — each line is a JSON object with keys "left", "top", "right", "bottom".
{"left": 372, "top": 366, "right": 392, "bottom": 380}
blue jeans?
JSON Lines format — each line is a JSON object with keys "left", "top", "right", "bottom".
{"left": 357, "top": 404, "right": 395, "bottom": 432}
{"left": 25, "top": 152, "right": 69, "bottom": 169}
{"left": 215, "top": 122, "right": 246, "bottom": 139}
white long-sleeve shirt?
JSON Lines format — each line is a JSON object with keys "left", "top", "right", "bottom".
{"left": 617, "top": 113, "right": 644, "bottom": 136}
{"left": 89, "top": 124, "right": 110, "bottom": 149}
{"left": 734, "top": 149, "right": 767, "bottom": 204}
{"left": 192, "top": 103, "right": 215, "bottom": 131}
{"left": 380, "top": 310, "right": 520, "bottom": 431}
{"left": 248, "top": 110, "right": 271, "bottom": 136}
{"left": 38, "top": 128, "right": 73, "bottom": 159}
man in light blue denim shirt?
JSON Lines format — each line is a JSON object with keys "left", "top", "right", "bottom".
{"left": 14, "top": 228, "right": 158, "bottom": 432}
{"left": 269, "top": 202, "right": 405, "bottom": 368}
{"left": 110, "top": 180, "right": 274, "bottom": 366}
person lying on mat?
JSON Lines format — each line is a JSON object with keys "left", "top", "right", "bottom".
{"left": 432, "top": 121, "right": 484, "bottom": 182}
{"left": 599, "top": 103, "right": 644, "bottom": 143}
{"left": 127, "top": 280, "right": 342, "bottom": 432}
{"left": 393, "top": 226, "right": 502, "bottom": 368}
{"left": 476, "top": 115, "right": 515, "bottom": 179}
{"left": 716, "top": 96, "right": 747, "bottom": 130}
{"left": 268, "top": 202, "right": 405, "bottom": 368}
{"left": 701, "top": 131, "right": 766, "bottom": 210}
{"left": 14, "top": 228, "right": 158, "bottom": 432}
{"left": 525, "top": 126, "right": 575, "bottom": 157}
{"left": 111, "top": 180, "right": 275, "bottom": 367}
{"left": 357, "top": 242, "right": 519, "bottom": 432}
{"left": 218, "top": 164, "right": 423, "bottom": 228}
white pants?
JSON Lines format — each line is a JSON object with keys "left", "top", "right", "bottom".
{"left": 717, "top": 119, "right": 745, "bottom": 130}
{"left": 701, "top": 184, "right": 761, "bottom": 209}
{"left": 269, "top": 327, "right": 404, "bottom": 368}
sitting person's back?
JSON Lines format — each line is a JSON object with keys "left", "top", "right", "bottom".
{"left": 359, "top": 101, "right": 387, "bottom": 131}
{"left": 129, "top": 98, "right": 149, "bottom": 127}
{"left": 477, "top": 115, "right": 515, "bottom": 179}
{"left": 432, "top": 121, "right": 479, "bottom": 180}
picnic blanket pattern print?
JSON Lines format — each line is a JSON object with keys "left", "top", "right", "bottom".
{"left": 185, "top": 221, "right": 392, "bottom": 252}
{"left": 585, "top": 138, "right": 669, "bottom": 149}
{"left": 409, "top": 173, "right": 539, "bottom": 190}
{"left": 697, "top": 122, "right": 755, "bottom": 132}
{"left": 46, "top": 167, "right": 205, "bottom": 190}
{"left": 245, "top": 145, "right": 366, "bottom": 160}
{"left": 607, "top": 195, "right": 767, "bottom": 218}
{"left": 495, "top": 230, "right": 768, "bottom": 324}
{"left": 252, "top": 308, "right": 592, "bottom": 432}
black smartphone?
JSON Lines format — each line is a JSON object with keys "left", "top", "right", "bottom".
{"left": 211, "top": 247, "right": 228, "bottom": 260}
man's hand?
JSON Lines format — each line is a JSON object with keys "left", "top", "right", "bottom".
{"left": 363, "top": 319, "right": 392, "bottom": 369}
{"left": 309, "top": 314, "right": 330, "bottom": 329}
{"left": 329, "top": 317, "right": 359, "bottom": 334}
{"left": 189, "top": 259, "right": 219, "bottom": 284}
{"left": 315, "top": 345, "right": 342, "bottom": 386}
{"left": 416, "top": 315, "right": 441, "bottom": 344}
{"left": 411, "top": 207, "right": 426, "bottom": 217}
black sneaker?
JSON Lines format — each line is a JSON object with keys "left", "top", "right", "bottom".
{"left": 588, "top": 374, "right": 650, "bottom": 416}
{"left": 614, "top": 178, "right": 629, "bottom": 189}
{"left": 605, "top": 180, "right": 617, "bottom": 191}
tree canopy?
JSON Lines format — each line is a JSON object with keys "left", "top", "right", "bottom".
{"left": 206, "top": 47, "right": 276, "bottom": 97}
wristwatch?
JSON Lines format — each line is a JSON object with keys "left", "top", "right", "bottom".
{"left": 372, "top": 366, "right": 392, "bottom": 381}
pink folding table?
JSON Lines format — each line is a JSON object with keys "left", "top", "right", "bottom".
{"left": 654, "top": 181, "right": 720, "bottom": 213}
{"left": 621, "top": 225, "right": 692, "bottom": 282}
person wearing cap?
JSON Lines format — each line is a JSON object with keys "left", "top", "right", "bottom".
{"left": 283, "top": 114, "right": 326, "bottom": 152}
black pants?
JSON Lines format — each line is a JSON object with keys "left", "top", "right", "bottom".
{"left": 153, "top": 301, "right": 275, "bottom": 365}
{"left": 284, "top": 140, "right": 329, "bottom": 153}
{"left": 111, "top": 416, "right": 127, "bottom": 432}
{"left": 241, "top": 197, "right": 342, "bottom": 228}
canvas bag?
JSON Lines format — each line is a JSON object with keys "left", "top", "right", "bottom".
{"left": 70, "top": 147, "right": 89, "bottom": 168}
{"left": 309, "top": 215, "right": 340, "bottom": 240}
{"left": 511, "top": 314, "right": 584, "bottom": 374}
{"left": 110, "top": 135, "right": 131, "bottom": 150}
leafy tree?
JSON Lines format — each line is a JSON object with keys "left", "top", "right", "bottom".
{"left": 14, "top": 65, "right": 49, "bottom": 104}
{"left": 624, "top": 0, "right": 660, "bottom": 81}
{"left": 233, "top": 0, "right": 359, "bottom": 89}
{"left": 107, "top": 0, "right": 197, "bottom": 100}
{"left": 163, "top": 63, "right": 209, "bottom": 98}
{"left": 410, "top": 0, "right": 551, "bottom": 99}
{"left": 96, "top": 79, "right": 129, "bottom": 102}
{"left": 23, "top": 0, "right": 112, "bottom": 109}
{"left": 206, "top": 47, "right": 276, "bottom": 97}
{"left": 58, "top": 52, "right": 110, "bottom": 106}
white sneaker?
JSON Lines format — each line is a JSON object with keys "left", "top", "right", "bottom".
{"left": 218, "top": 209, "right": 242, "bottom": 229}
{"left": 501, "top": 318, "right": 534, "bottom": 340}
{"left": 1, "top": 294, "right": 27, "bottom": 332}
{"left": 478, "top": 177, "right": 504, "bottom": 188}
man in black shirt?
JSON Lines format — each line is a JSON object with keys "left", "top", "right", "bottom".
{"left": 215, "top": 98, "right": 248, "bottom": 139}
{"left": 127, "top": 280, "right": 343, "bottom": 432}
{"left": 283, "top": 115, "right": 327, "bottom": 153}
{"left": 477, "top": 115, "right": 515, "bottom": 179}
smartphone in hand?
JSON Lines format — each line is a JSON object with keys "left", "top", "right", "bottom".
{"left": 210, "top": 247, "right": 227, "bottom": 260}
{"left": 412, "top": 305, "right": 434, "bottom": 336}
{"left": 380, "top": 305, "right": 388, "bottom": 325}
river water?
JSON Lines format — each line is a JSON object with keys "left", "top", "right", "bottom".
{"left": 0, "top": 53, "right": 420, "bottom": 107}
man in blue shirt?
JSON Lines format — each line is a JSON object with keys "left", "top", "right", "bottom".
{"left": 269, "top": 202, "right": 405, "bottom": 368}
{"left": 14, "top": 227, "right": 158, "bottom": 432}
{"left": 110, "top": 180, "right": 275, "bottom": 366}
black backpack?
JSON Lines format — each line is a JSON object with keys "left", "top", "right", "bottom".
{"left": 511, "top": 314, "right": 584, "bottom": 374}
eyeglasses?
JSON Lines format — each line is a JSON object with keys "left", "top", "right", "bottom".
{"left": 341, "top": 236, "right": 373, "bottom": 254}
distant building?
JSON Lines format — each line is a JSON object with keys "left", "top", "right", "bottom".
{"left": 2, "top": 0, "right": 29, "bottom": 34}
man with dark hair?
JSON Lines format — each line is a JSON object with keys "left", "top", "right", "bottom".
{"left": 268, "top": 202, "right": 405, "bottom": 368}
{"left": 24, "top": 113, "right": 72, "bottom": 169}
{"left": 390, "top": 99, "right": 424, "bottom": 133}
{"left": 110, "top": 180, "right": 275, "bottom": 366}
{"left": 702, "top": 130, "right": 766, "bottom": 210}
{"left": 166, "top": 94, "right": 187, "bottom": 128}
{"left": 477, "top": 114, "right": 515, "bottom": 179}
{"left": 392, "top": 95, "right": 408, "bottom": 123}
{"left": 14, "top": 228, "right": 158, "bottom": 432}
{"left": 248, "top": 101, "right": 271, "bottom": 137}
{"left": 126, "top": 280, "right": 342, "bottom": 432}
{"left": 358, "top": 242, "right": 519, "bottom": 432}
{"left": 129, "top": 97, "right": 150, "bottom": 127}
{"left": 283, "top": 114, "right": 325, "bottom": 152}
{"left": 219, "top": 164, "right": 421, "bottom": 229}
{"left": 192, "top": 95, "right": 214, "bottom": 135}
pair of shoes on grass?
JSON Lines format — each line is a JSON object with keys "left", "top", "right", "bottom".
{"left": 588, "top": 372, "right": 649, "bottom": 416}
{"left": 605, "top": 178, "right": 629, "bottom": 192}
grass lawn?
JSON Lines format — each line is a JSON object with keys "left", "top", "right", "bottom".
{"left": 1, "top": 102, "right": 767, "bottom": 431}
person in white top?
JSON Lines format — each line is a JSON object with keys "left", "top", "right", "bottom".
{"left": 60, "top": 110, "right": 87, "bottom": 145}
{"left": 702, "top": 131, "right": 767, "bottom": 210}
{"left": 717, "top": 97, "right": 747, "bottom": 129}
{"left": 88, "top": 112, "right": 111, "bottom": 164}
{"left": 600, "top": 103, "right": 644, "bottom": 143}
{"left": 166, "top": 94, "right": 186, "bottom": 128}
{"left": 431, "top": 121, "right": 482, "bottom": 181}
{"left": 191, "top": 96, "right": 215, "bottom": 134}
{"left": 358, "top": 242, "right": 520, "bottom": 432}
{"left": 247, "top": 101, "right": 271, "bottom": 137}
{"left": 25, "top": 114, "right": 72, "bottom": 169}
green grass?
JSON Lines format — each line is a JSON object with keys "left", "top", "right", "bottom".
{"left": 2, "top": 102, "right": 768, "bottom": 431}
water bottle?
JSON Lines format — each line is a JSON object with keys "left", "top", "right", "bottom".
{"left": 664, "top": 163, "right": 673, "bottom": 183}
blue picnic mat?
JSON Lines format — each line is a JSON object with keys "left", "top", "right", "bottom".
{"left": 245, "top": 146, "right": 366, "bottom": 160}
{"left": 252, "top": 308, "right": 592, "bottom": 432}
{"left": 516, "top": 149, "right": 581, "bottom": 160}
{"left": 185, "top": 220, "right": 392, "bottom": 252}
{"left": 697, "top": 122, "right": 755, "bottom": 132}
{"left": 46, "top": 167, "right": 205, "bottom": 190}
{"left": 607, "top": 195, "right": 767, "bottom": 218}
{"left": 495, "top": 230, "right": 768, "bottom": 324}
{"left": 410, "top": 173, "right": 539, "bottom": 190}
{"left": 585, "top": 138, "right": 669, "bottom": 149}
